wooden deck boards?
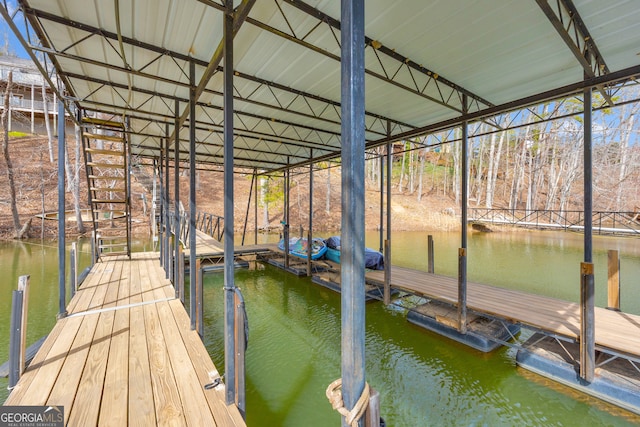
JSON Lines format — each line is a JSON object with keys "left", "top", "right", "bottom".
{"left": 365, "top": 266, "right": 640, "bottom": 359}
{"left": 185, "top": 230, "right": 277, "bottom": 259}
{"left": 5, "top": 252, "right": 245, "bottom": 427}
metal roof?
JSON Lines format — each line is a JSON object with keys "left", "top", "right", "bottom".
{"left": 4, "top": 0, "right": 640, "bottom": 172}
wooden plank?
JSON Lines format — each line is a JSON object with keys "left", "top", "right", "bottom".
{"left": 66, "top": 310, "right": 116, "bottom": 425}
{"left": 128, "top": 257, "right": 157, "bottom": 426}
{"left": 168, "top": 298, "right": 246, "bottom": 427}
{"left": 7, "top": 253, "right": 245, "bottom": 427}
{"left": 98, "top": 259, "right": 131, "bottom": 426}
{"left": 154, "top": 298, "right": 217, "bottom": 426}
{"left": 138, "top": 256, "right": 185, "bottom": 426}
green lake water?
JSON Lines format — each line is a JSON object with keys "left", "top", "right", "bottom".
{"left": 1, "top": 230, "right": 640, "bottom": 426}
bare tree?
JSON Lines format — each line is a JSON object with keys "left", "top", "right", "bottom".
{"left": 72, "top": 123, "right": 86, "bottom": 233}
{"left": 2, "top": 71, "right": 29, "bottom": 238}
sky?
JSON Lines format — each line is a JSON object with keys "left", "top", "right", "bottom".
{"left": 1, "top": 1, "right": 30, "bottom": 59}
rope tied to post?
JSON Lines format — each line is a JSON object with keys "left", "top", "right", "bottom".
{"left": 325, "top": 378, "right": 370, "bottom": 427}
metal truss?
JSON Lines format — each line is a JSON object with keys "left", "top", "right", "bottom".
{"left": 535, "top": 0, "right": 614, "bottom": 105}
{"left": 253, "top": 0, "right": 494, "bottom": 115}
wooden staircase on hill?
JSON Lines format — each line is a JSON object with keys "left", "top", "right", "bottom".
{"left": 81, "top": 117, "right": 131, "bottom": 259}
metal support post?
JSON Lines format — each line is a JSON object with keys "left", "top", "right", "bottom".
{"left": 234, "top": 288, "right": 247, "bottom": 417}
{"left": 57, "top": 99, "right": 67, "bottom": 319}
{"left": 580, "top": 82, "right": 595, "bottom": 382}
{"left": 222, "top": 1, "right": 241, "bottom": 410}
{"left": 159, "top": 150, "right": 164, "bottom": 266}
{"left": 340, "top": 0, "right": 368, "bottom": 424}
{"left": 241, "top": 173, "right": 255, "bottom": 246}
{"left": 174, "top": 99, "right": 181, "bottom": 294}
{"left": 386, "top": 139, "right": 391, "bottom": 265}
{"left": 379, "top": 147, "right": 384, "bottom": 253}
{"left": 383, "top": 239, "right": 391, "bottom": 305}
{"left": 458, "top": 95, "right": 469, "bottom": 334}
{"left": 284, "top": 168, "right": 290, "bottom": 269}
{"left": 189, "top": 60, "right": 198, "bottom": 330}
{"left": 254, "top": 168, "right": 258, "bottom": 245}
{"left": 9, "top": 275, "right": 30, "bottom": 388}
{"left": 70, "top": 242, "right": 77, "bottom": 297}
{"left": 195, "top": 259, "right": 203, "bottom": 337}
{"left": 307, "top": 160, "right": 314, "bottom": 276}
{"left": 165, "top": 128, "right": 171, "bottom": 280}
{"left": 580, "top": 262, "right": 595, "bottom": 382}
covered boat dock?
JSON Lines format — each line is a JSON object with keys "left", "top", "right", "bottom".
{"left": 3, "top": 0, "right": 640, "bottom": 423}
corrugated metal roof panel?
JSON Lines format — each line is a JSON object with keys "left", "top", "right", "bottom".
{"left": 10, "top": 0, "right": 640, "bottom": 171}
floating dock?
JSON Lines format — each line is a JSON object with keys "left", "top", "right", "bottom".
{"left": 5, "top": 252, "right": 245, "bottom": 426}
{"left": 365, "top": 265, "right": 640, "bottom": 413}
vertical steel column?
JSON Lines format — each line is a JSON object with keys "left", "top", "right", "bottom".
{"left": 57, "top": 99, "right": 67, "bottom": 318}
{"left": 189, "top": 60, "right": 198, "bottom": 331}
{"left": 458, "top": 95, "right": 468, "bottom": 334}
{"left": 379, "top": 147, "right": 384, "bottom": 253}
{"left": 284, "top": 167, "right": 290, "bottom": 269}
{"left": 384, "top": 139, "right": 392, "bottom": 303}
{"left": 174, "top": 100, "right": 181, "bottom": 295}
{"left": 241, "top": 173, "right": 255, "bottom": 246}
{"left": 307, "top": 157, "right": 314, "bottom": 276}
{"left": 159, "top": 147, "right": 164, "bottom": 265}
{"left": 254, "top": 168, "right": 258, "bottom": 245}
{"left": 222, "top": 1, "right": 239, "bottom": 409}
{"left": 165, "top": 124, "right": 172, "bottom": 279}
{"left": 580, "top": 83, "right": 595, "bottom": 382}
{"left": 340, "top": 0, "right": 366, "bottom": 424}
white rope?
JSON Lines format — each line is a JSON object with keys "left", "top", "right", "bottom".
{"left": 326, "top": 378, "right": 370, "bottom": 427}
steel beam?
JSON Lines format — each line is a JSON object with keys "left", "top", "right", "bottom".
{"left": 171, "top": 0, "right": 256, "bottom": 143}
{"left": 340, "top": 0, "right": 366, "bottom": 424}
{"left": 535, "top": 0, "right": 613, "bottom": 105}
{"left": 283, "top": 0, "right": 492, "bottom": 110}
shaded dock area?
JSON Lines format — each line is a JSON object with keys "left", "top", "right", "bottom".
{"left": 5, "top": 252, "right": 245, "bottom": 426}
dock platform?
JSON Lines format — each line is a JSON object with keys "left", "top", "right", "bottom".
{"left": 365, "top": 266, "right": 640, "bottom": 360}
{"left": 5, "top": 252, "right": 245, "bottom": 426}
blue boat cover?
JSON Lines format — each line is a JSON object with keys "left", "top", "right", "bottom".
{"left": 324, "top": 236, "right": 384, "bottom": 270}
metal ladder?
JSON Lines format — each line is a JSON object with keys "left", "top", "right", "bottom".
{"left": 81, "top": 116, "right": 131, "bottom": 259}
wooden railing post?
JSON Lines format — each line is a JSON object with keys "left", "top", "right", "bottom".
{"left": 365, "top": 387, "right": 381, "bottom": 427}
{"left": 607, "top": 250, "right": 620, "bottom": 311}
{"left": 427, "top": 235, "right": 434, "bottom": 274}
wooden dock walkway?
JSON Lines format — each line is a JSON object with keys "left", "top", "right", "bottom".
{"left": 365, "top": 266, "right": 640, "bottom": 359}
{"left": 5, "top": 252, "right": 245, "bottom": 426}
{"left": 186, "top": 230, "right": 276, "bottom": 259}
